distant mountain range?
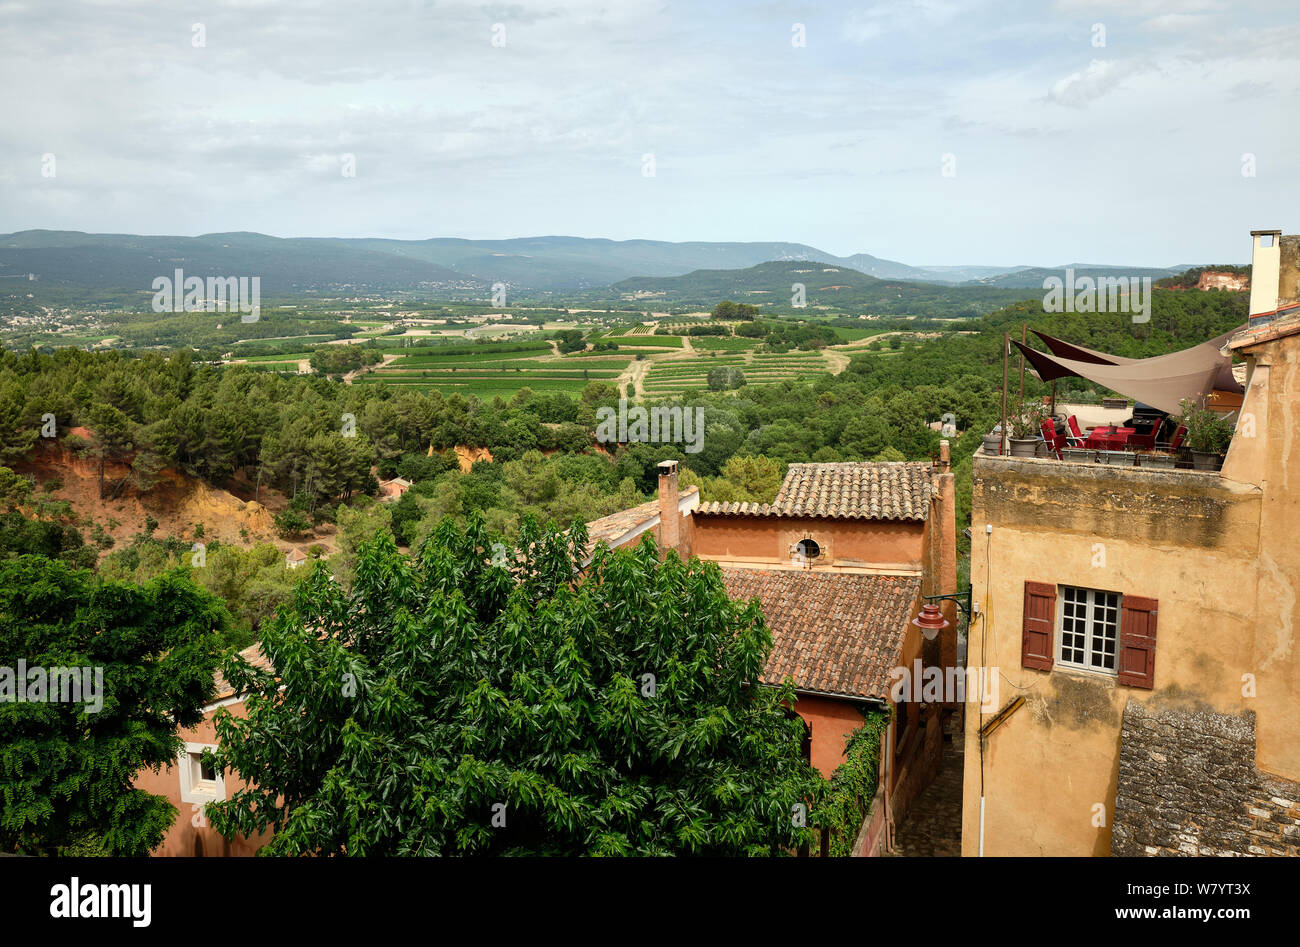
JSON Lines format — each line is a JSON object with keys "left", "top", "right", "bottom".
{"left": 610, "top": 260, "right": 1033, "bottom": 316}
{"left": 0, "top": 230, "right": 1200, "bottom": 294}
{"left": 965, "top": 264, "right": 1190, "bottom": 289}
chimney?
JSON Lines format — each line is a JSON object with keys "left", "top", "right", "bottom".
{"left": 1249, "top": 229, "right": 1282, "bottom": 324}
{"left": 657, "top": 460, "right": 680, "bottom": 556}
{"left": 937, "top": 439, "right": 951, "bottom": 471}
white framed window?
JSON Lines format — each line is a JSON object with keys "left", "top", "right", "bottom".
{"left": 178, "top": 742, "right": 225, "bottom": 804}
{"left": 1058, "top": 586, "right": 1121, "bottom": 674}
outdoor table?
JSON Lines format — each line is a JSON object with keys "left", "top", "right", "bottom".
{"left": 1083, "top": 425, "right": 1135, "bottom": 450}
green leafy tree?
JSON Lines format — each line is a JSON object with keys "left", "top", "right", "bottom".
{"left": 0, "top": 466, "right": 32, "bottom": 512}
{"left": 0, "top": 382, "right": 39, "bottom": 466}
{"left": 86, "top": 403, "right": 134, "bottom": 500}
{"left": 207, "top": 517, "right": 821, "bottom": 855}
{"left": 707, "top": 366, "right": 746, "bottom": 391}
{"left": 685, "top": 454, "right": 784, "bottom": 504}
{"left": 0, "top": 557, "right": 226, "bottom": 855}
{"left": 274, "top": 508, "right": 311, "bottom": 539}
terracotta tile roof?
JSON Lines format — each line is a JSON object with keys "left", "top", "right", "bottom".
{"left": 582, "top": 486, "right": 698, "bottom": 556}
{"left": 1230, "top": 304, "right": 1300, "bottom": 349}
{"left": 696, "top": 462, "right": 933, "bottom": 522}
{"left": 720, "top": 567, "right": 922, "bottom": 701}
{"left": 212, "top": 643, "right": 273, "bottom": 702}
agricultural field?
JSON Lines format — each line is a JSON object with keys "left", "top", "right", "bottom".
{"left": 356, "top": 342, "right": 632, "bottom": 397}
{"left": 240, "top": 352, "right": 311, "bottom": 363}
{"left": 588, "top": 326, "right": 683, "bottom": 348}
{"left": 641, "top": 349, "right": 832, "bottom": 395}
{"left": 831, "top": 326, "right": 887, "bottom": 342}
{"left": 604, "top": 335, "right": 683, "bottom": 348}
{"left": 688, "top": 336, "right": 760, "bottom": 351}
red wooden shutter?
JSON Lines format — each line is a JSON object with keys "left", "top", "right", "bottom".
{"left": 1118, "top": 595, "right": 1158, "bottom": 689}
{"left": 1021, "top": 581, "right": 1056, "bottom": 671}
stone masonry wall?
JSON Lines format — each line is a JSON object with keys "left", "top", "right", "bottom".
{"left": 1112, "top": 701, "right": 1300, "bottom": 856}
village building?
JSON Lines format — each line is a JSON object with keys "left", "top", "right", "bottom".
{"left": 377, "top": 476, "right": 413, "bottom": 501}
{"left": 584, "top": 450, "right": 960, "bottom": 853}
{"left": 133, "top": 644, "right": 275, "bottom": 857}
{"left": 284, "top": 546, "right": 308, "bottom": 569}
{"left": 961, "top": 228, "right": 1300, "bottom": 857}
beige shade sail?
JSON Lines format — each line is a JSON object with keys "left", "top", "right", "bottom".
{"left": 1012, "top": 326, "right": 1245, "bottom": 416}
{"left": 1031, "top": 328, "right": 1244, "bottom": 394}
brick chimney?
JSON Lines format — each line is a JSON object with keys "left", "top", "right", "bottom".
{"left": 657, "top": 460, "right": 680, "bottom": 556}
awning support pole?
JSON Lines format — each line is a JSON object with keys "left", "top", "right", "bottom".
{"left": 1000, "top": 333, "right": 1009, "bottom": 455}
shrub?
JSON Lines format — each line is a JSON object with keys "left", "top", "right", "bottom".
{"left": 274, "top": 509, "right": 311, "bottom": 539}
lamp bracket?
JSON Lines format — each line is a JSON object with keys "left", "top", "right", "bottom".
{"left": 924, "top": 589, "right": 973, "bottom": 619}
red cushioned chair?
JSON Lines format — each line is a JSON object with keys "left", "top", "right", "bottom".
{"left": 1163, "top": 424, "right": 1187, "bottom": 452}
{"left": 1040, "top": 418, "right": 1065, "bottom": 460}
{"left": 1065, "top": 415, "right": 1087, "bottom": 447}
{"left": 1127, "top": 429, "right": 1157, "bottom": 451}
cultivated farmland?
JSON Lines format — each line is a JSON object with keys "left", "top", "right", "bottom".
{"left": 641, "top": 349, "right": 833, "bottom": 395}
{"left": 355, "top": 341, "right": 632, "bottom": 396}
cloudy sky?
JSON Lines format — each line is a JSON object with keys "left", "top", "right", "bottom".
{"left": 1, "top": 0, "right": 1296, "bottom": 266}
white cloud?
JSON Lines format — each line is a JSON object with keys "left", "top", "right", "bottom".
{"left": 0, "top": 0, "right": 1294, "bottom": 265}
{"left": 1046, "top": 58, "right": 1142, "bottom": 107}
{"left": 842, "top": 0, "right": 963, "bottom": 44}
{"left": 1140, "top": 12, "right": 1217, "bottom": 31}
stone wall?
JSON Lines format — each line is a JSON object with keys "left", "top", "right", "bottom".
{"left": 1112, "top": 701, "right": 1300, "bottom": 856}
{"left": 890, "top": 710, "right": 944, "bottom": 831}
{"left": 1280, "top": 235, "right": 1300, "bottom": 309}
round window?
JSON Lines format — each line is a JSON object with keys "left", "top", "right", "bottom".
{"left": 796, "top": 538, "right": 821, "bottom": 559}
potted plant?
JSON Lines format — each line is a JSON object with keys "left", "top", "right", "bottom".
{"left": 1007, "top": 400, "right": 1045, "bottom": 458}
{"left": 1178, "top": 398, "right": 1233, "bottom": 471}
{"left": 982, "top": 424, "right": 1004, "bottom": 455}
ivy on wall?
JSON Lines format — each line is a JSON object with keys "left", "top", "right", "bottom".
{"left": 814, "top": 708, "right": 892, "bottom": 857}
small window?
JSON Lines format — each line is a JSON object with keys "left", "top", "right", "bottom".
{"left": 196, "top": 754, "right": 218, "bottom": 784}
{"left": 179, "top": 742, "right": 225, "bottom": 804}
{"left": 1261, "top": 234, "right": 1276, "bottom": 248}
{"left": 1059, "top": 586, "right": 1120, "bottom": 673}
{"left": 795, "top": 538, "right": 820, "bottom": 560}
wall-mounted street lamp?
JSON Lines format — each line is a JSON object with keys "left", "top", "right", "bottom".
{"left": 923, "top": 588, "right": 973, "bottom": 620}
{"left": 911, "top": 603, "right": 950, "bottom": 636}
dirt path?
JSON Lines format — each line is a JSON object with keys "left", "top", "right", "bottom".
{"left": 821, "top": 331, "right": 931, "bottom": 375}
{"left": 824, "top": 349, "right": 851, "bottom": 375}
{"left": 343, "top": 353, "right": 399, "bottom": 384}
{"left": 617, "top": 358, "right": 651, "bottom": 398}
